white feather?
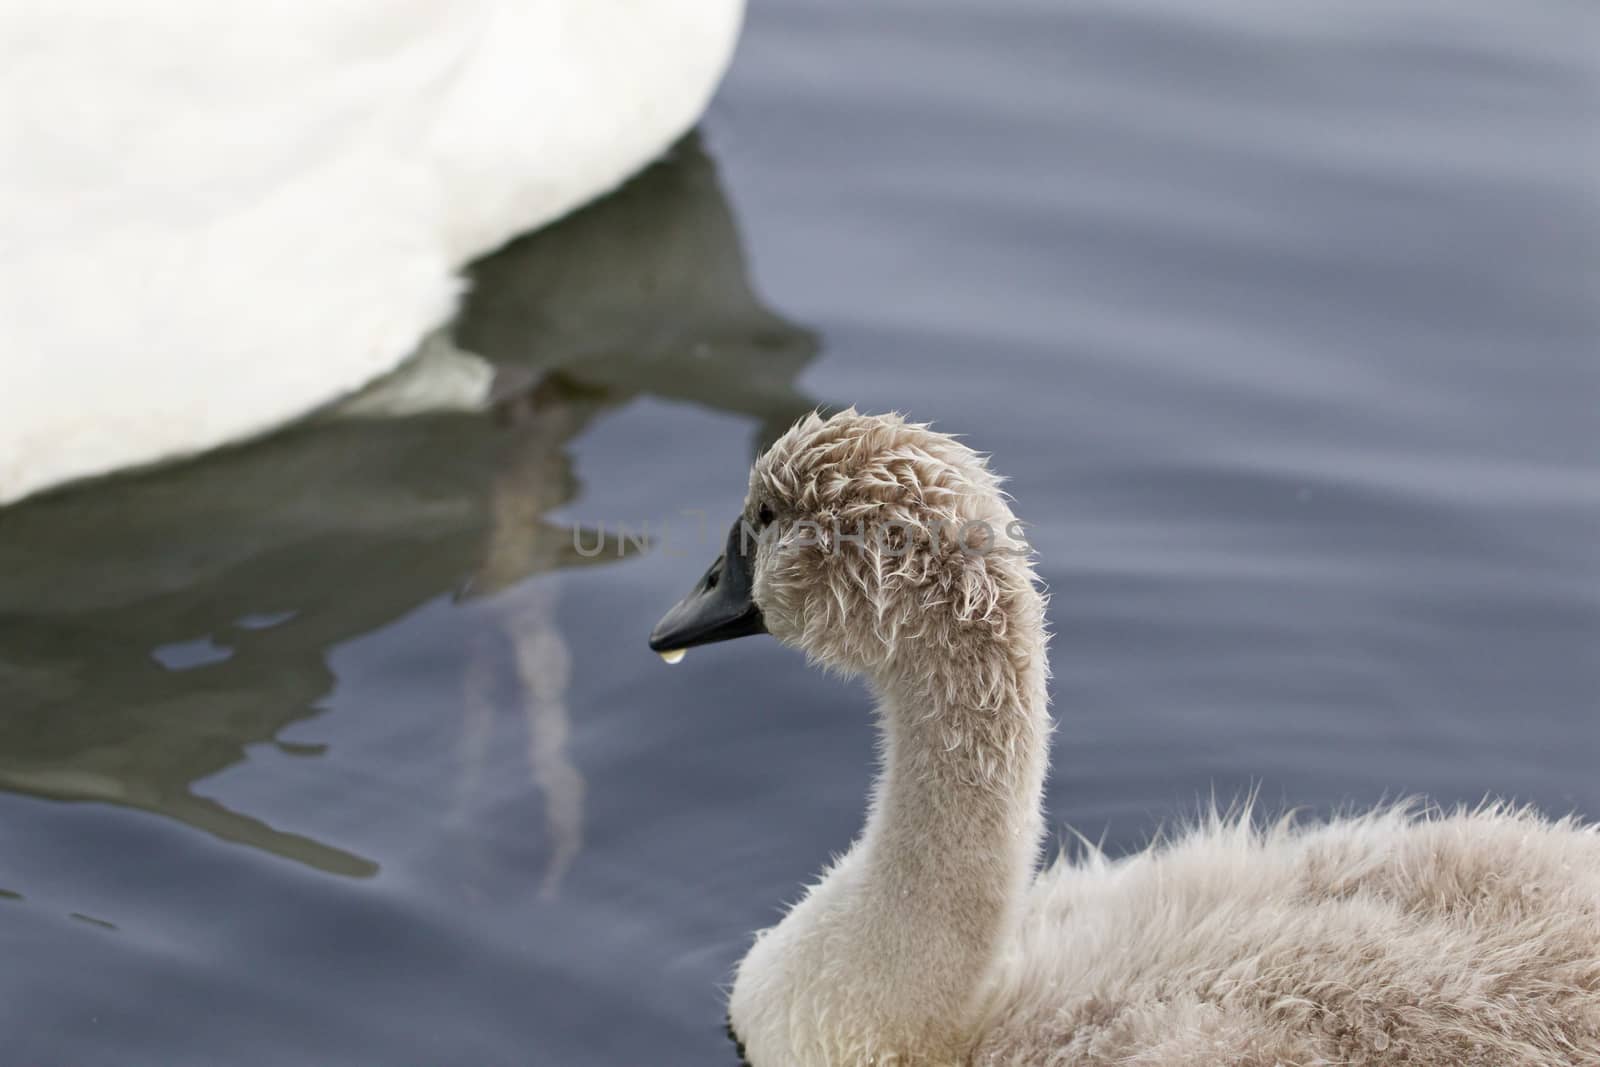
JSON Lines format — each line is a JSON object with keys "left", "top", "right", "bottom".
{"left": 0, "top": 0, "right": 744, "bottom": 504}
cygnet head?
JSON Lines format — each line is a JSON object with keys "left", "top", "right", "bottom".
{"left": 651, "top": 410, "right": 1042, "bottom": 692}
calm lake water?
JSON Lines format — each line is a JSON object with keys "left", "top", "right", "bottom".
{"left": 2, "top": 1, "right": 1597, "bottom": 1063}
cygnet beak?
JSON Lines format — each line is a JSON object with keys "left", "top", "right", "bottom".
{"left": 649, "top": 520, "right": 768, "bottom": 655}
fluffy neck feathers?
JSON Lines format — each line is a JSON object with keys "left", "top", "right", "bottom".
{"left": 730, "top": 591, "right": 1051, "bottom": 1066}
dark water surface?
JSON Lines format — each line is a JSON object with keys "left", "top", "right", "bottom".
{"left": 3, "top": 1, "right": 1597, "bottom": 1063}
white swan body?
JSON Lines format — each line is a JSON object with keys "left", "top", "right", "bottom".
{"left": 0, "top": 0, "right": 742, "bottom": 505}
{"left": 652, "top": 411, "right": 1600, "bottom": 1066}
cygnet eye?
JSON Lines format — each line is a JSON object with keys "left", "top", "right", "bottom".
{"left": 758, "top": 503, "right": 775, "bottom": 527}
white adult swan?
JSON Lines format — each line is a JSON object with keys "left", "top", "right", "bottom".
{"left": 649, "top": 410, "right": 1600, "bottom": 1066}
{"left": 0, "top": 0, "right": 743, "bottom": 506}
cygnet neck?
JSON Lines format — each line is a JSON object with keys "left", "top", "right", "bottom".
{"left": 829, "top": 610, "right": 1052, "bottom": 1057}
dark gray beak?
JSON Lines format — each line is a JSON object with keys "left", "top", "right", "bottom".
{"left": 649, "top": 520, "right": 768, "bottom": 652}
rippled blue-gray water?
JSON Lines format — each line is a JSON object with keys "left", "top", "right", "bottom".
{"left": 2, "top": 1, "right": 1596, "bottom": 1063}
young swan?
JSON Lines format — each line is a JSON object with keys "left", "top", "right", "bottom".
{"left": 649, "top": 411, "right": 1600, "bottom": 1067}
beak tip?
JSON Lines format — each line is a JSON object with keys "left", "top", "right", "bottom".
{"left": 648, "top": 603, "right": 696, "bottom": 652}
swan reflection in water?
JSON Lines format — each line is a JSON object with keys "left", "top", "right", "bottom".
{"left": 0, "top": 136, "right": 819, "bottom": 891}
